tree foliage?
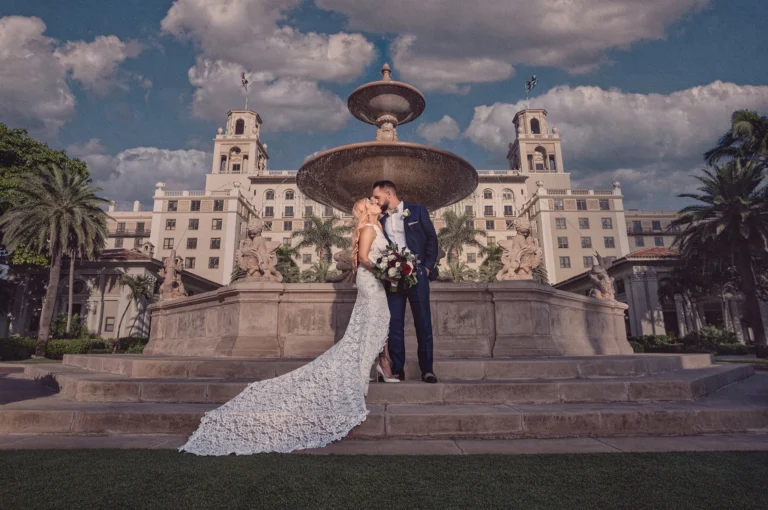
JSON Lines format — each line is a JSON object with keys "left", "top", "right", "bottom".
{"left": 292, "top": 216, "right": 351, "bottom": 262}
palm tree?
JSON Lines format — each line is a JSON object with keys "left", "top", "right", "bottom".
{"left": 477, "top": 244, "right": 503, "bottom": 282}
{"left": 445, "top": 260, "right": 477, "bottom": 283}
{"left": 292, "top": 215, "right": 351, "bottom": 262}
{"left": 300, "top": 260, "right": 337, "bottom": 283}
{"left": 65, "top": 226, "right": 107, "bottom": 334}
{"left": 438, "top": 211, "right": 486, "bottom": 262}
{"left": 0, "top": 165, "right": 109, "bottom": 356}
{"left": 532, "top": 265, "right": 550, "bottom": 286}
{"left": 276, "top": 244, "right": 301, "bottom": 283}
{"left": 116, "top": 274, "right": 155, "bottom": 345}
{"left": 671, "top": 159, "right": 768, "bottom": 355}
{"left": 705, "top": 110, "right": 768, "bottom": 165}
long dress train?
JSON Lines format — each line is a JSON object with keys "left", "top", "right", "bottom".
{"left": 180, "top": 225, "right": 390, "bottom": 455}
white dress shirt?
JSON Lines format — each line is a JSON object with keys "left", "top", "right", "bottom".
{"left": 385, "top": 202, "right": 408, "bottom": 250}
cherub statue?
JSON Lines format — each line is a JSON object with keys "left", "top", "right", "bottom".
{"left": 589, "top": 252, "right": 615, "bottom": 301}
{"left": 158, "top": 249, "right": 187, "bottom": 300}
{"left": 496, "top": 217, "right": 543, "bottom": 281}
{"left": 236, "top": 216, "right": 283, "bottom": 282}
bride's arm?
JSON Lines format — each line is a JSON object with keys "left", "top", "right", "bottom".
{"left": 357, "top": 226, "right": 377, "bottom": 272}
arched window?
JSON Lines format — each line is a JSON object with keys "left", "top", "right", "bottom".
{"left": 533, "top": 146, "right": 547, "bottom": 171}
{"left": 285, "top": 190, "right": 295, "bottom": 200}
{"left": 219, "top": 156, "right": 226, "bottom": 173}
{"left": 502, "top": 189, "right": 514, "bottom": 201}
{"left": 483, "top": 189, "right": 493, "bottom": 200}
{"left": 229, "top": 147, "right": 241, "bottom": 155}
{"left": 530, "top": 118, "right": 541, "bottom": 134}
{"left": 235, "top": 119, "right": 245, "bottom": 135}
{"left": 265, "top": 190, "right": 275, "bottom": 201}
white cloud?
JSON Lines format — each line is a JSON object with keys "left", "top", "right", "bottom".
{"left": 465, "top": 80, "right": 768, "bottom": 206}
{"left": 187, "top": 59, "right": 350, "bottom": 132}
{"left": 417, "top": 115, "right": 460, "bottom": 144}
{"left": 69, "top": 139, "right": 210, "bottom": 206}
{"left": 0, "top": 16, "right": 75, "bottom": 137}
{"left": 317, "top": 0, "right": 709, "bottom": 92}
{"left": 161, "top": 0, "right": 375, "bottom": 83}
{"left": 54, "top": 36, "right": 144, "bottom": 94}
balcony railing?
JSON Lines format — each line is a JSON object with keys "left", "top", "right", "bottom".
{"left": 627, "top": 229, "right": 678, "bottom": 235}
{"left": 110, "top": 229, "right": 151, "bottom": 237}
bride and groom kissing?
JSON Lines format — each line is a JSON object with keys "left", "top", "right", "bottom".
{"left": 181, "top": 180, "right": 439, "bottom": 455}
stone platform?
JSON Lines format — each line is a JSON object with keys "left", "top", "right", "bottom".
{"left": 2, "top": 354, "right": 767, "bottom": 441}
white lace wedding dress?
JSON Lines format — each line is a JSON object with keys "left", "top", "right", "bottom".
{"left": 180, "top": 224, "right": 390, "bottom": 456}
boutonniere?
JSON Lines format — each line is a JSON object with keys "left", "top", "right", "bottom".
{"left": 401, "top": 209, "right": 411, "bottom": 218}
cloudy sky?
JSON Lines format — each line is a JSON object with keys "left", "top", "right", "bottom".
{"left": 2, "top": 0, "right": 767, "bottom": 210}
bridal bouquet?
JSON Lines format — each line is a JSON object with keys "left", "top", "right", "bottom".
{"left": 372, "top": 244, "right": 419, "bottom": 292}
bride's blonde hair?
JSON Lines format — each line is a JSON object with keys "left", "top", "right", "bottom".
{"left": 351, "top": 198, "right": 382, "bottom": 272}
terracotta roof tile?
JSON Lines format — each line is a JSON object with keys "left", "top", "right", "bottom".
{"left": 98, "top": 249, "right": 153, "bottom": 261}
{"left": 625, "top": 247, "right": 678, "bottom": 259}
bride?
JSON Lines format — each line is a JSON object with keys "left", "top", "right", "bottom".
{"left": 181, "top": 198, "right": 400, "bottom": 456}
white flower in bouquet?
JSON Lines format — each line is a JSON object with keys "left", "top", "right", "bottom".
{"left": 395, "top": 262, "right": 401, "bottom": 268}
{"left": 387, "top": 267, "right": 398, "bottom": 277}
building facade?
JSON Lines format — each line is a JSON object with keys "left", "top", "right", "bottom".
{"left": 106, "top": 108, "right": 679, "bottom": 285}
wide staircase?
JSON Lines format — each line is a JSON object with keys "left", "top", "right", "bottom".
{"left": 2, "top": 353, "right": 767, "bottom": 439}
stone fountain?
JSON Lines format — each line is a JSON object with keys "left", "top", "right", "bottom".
{"left": 297, "top": 64, "right": 478, "bottom": 212}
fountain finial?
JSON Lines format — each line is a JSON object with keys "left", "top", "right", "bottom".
{"left": 381, "top": 63, "right": 392, "bottom": 81}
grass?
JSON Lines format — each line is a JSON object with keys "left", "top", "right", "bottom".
{"left": 0, "top": 358, "right": 62, "bottom": 364}
{"left": 1, "top": 451, "right": 766, "bottom": 509}
{"left": 718, "top": 358, "right": 768, "bottom": 370}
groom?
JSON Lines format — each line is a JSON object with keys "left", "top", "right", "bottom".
{"left": 372, "top": 181, "right": 439, "bottom": 384}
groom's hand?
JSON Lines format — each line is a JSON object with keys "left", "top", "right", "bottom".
{"left": 425, "top": 268, "right": 430, "bottom": 276}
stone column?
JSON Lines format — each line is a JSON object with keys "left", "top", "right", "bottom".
{"left": 674, "top": 294, "right": 687, "bottom": 338}
{"left": 623, "top": 276, "right": 640, "bottom": 336}
{"left": 643, "top": 270, "right": 666, "bottom": 335}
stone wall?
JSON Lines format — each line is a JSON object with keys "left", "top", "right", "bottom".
{"left": 146, "top": 281, "right": 631, "bottom": 358}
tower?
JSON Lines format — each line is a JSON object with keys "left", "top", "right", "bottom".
{"left": 506, "top": 109, "right": 565, "bottom": 174}
{"left": 210, "top": 110, "right": 269, "bottom": 177}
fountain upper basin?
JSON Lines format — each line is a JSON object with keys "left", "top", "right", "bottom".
{"left": 297, "top": 141, "right": 478, "bottom": 213}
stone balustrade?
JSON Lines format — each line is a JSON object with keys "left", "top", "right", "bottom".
{"left": 146, "top": 281, "right": 631, "bottom": 359}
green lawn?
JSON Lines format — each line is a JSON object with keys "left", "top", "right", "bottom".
{"left": 718, "top": 358, "right": 768, "bottom": 369}
{"left": 1, "top": 451, "right": 766, "bottom": 509}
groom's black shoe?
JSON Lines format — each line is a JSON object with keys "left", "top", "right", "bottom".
{"left": 421, "top": 372, "right": 438, "bottom": 384}
{"left": 397, "top": 370, "right": 406, "bottom": 381}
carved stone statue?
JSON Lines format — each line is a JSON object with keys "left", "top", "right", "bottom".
{"left": 158, "top": 250, "right": 187, "bottom": 300}
{"left": 326, "top": 250, "right": 355, "bottom": 283}
{"left": 496, "top": 217, "right": 543, "bottom": 281}
{"left": 236, "top": 216, "right": 283, "bottom": 282}
{"left": 589, "top": 252, "right": 615, "bottom": 301}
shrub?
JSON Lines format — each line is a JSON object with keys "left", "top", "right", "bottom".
{"left": 112, "top": 337, "right": 148, "bottom": 352}
{"left": 629, "top": 335, "right": 672, "bottom": 348}
{"left": 50, "top": 313, "right": 90, "bottom": 340}
{"left": 715, "top": 344, "right": 752, "bottom": 356}
{"left": 685, "top": 326, "right": 738, "bottom": 346}
{"left": 0, "top": 335, "right": 37, "bottom": 361}
{"left": 44, "top": 339, "right": 111, "bottom": 360}
{"left": 125, "top": 343, "right": 146, "bottom": 354}
{"left": 629, "top": 341, "right": 644, "bottom": 353}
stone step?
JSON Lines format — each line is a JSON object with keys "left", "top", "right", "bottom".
{"left": 61, "top": 353, "right": 714, "bottom": 380}
{"left": 1, "top": 374, "right": 767, "bottom": 438}
{"left": 23, "top": 363, "right": 753, "bottom": 405}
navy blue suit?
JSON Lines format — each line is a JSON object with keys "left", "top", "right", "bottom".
{"left": 380, "top": 203, "right": 439, "bottom": 377}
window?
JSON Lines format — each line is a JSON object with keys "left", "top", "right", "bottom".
{"left": 615, "top": 279, "right": 625, "bottom": 295}
{"left": 530, "top": 118, "right": 541, "bottom": 134}
{"left": 602, "top": 218, "right": 613, "bottom": 229}
{"left": 104, "top": 317, "right": 115, "bottom": 333}
{"left": 210, "top": 238, "right": 221, "bottom": 249}
{"left": 576, "top": 199, "right": 587, "bottom": 211}
{"left": 219, "top": 156, "right": 227, "bottom": 173}
{"left": 190, "top": 200, "right": 201, "bottom": 212}
{"left": 208, "top": 257, "right": 219, "bottom": 269}
{"left": 265, "top": 190, "right": 275, "bottom": 200}
{"left": 581, "top": 237, "right": 592, "bottom": 249}
{"left": 549, "top": 155, "right": 557, "bottom": 171}
{"left": 185, "top": 257, "right": 195, "bottom": 269}
{"left": 599, "top": 199, "right": 610, "bottom": 211}
{"left": 116, "top": 222, "right": 126, "bottom": 232}
{"left": 652, "top": 221, "right": 662, "bottom": 231}
{"left": 264, "top": 206, "right": 274, "bottom": 217}
{"left": 503, "top": 205, "right": 515, "bottom": 216}
{"left": 168, "top": 201, "right": 178, "bottom": 212}
{"left": 464, "top": 253, "right": 476, "bottom": 264}
{"left": 302, "top": 254, "right": 312, "bottom": 264}
{"left": 465, "top": 220, "right": 474, "bottom": 229}
{"left": 163, "top": 238, "right": 174, "bottom": 249}
{"left": 284, "top": 221, "right": 293, "bottom": 231}
{"left": 285, "top": 190, "right": 295, "bottom": 200}
{"left": 323, "top": 206, "right": 333, "bottom": 217}
{"left": 188, "top": 219, "right": 199, "bottom": 230}
{"left": 231, "top": 163, "right": 241, "bottom": 174}
{"left": 305, "top": 206, "right": 313, "bottom": 217}
{"left": 604, "top": 237, "right": 615, "bottom": 248}
{"left": 654, "top": 236, "right": 665, "bottom": 247}
{"left": 579, "top": 218, "right": 590, "bottom": 230}
{"left": 484, "top": 205, "right": 494, "bottom": 216}
{"left": 114, "top": 238, "right": 124, "bottom": 248}
{"left": 136, "top": 222, "right": 145, "bottom": 233}
{"left": 184, "top": 238, "right": 196, "bottom": 250}
{"left": 465, "top": 205, "right": 474, "bottom": 215}
{"left": 133, "top": 238, "right": 141, "bottom": 248}
{"left": 264, "top": 221, "right": 272, "bottom": 230}
{"left": 235, "top": 118, "right": 245, "bottom": 135}
{"left": 555, "top": 218, "right": 566, "bottom": 230}
{"left": 583, "top": 256, "right": 594, "bottom": 268}
{"left": 483, "top": 190, "right": 493, "bottom": 200}
{"left": 632, "top": 221, "right": 642, "bottom": 232}
{"left": 285, "top": 206, "right": 294, "bottom": 217}
{"left": 554, "top": 199, "right": 564, "bottom": 210}
{"left": 212, "top": 219, "right": 222, "bottom": 230}
{"left": 165, "top": 219, "right": 176, "bottom": 230}
{"left": 635, "top": 237, "right": 645, "bottom": 247}
{"left": 506, "top": 220, "right": 515, "bottom": 230}
{"left": 283, "top": 238, "right": 291, "bottom": 246}
{"left": 303, "top": 221, "right": 311, "bottom": 230}
{"left": 557, "top": 237, "right": 569, "bottom": 249}
{"left": 559, "top": 256, "right": 571, "bottom": 268}
{"left": 213, "top": 200, "right": 224, "bottom": 211}
{"left": 503, "top": 191, "right": 513, "bottom": 200}
{"left": 486, "top": 220, "right": 495, "bottom": 230}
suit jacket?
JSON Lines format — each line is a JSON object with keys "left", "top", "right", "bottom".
{"left": 380, "top": 203, "right": 439, "bottom": 282}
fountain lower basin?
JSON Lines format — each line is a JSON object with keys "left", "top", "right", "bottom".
{"left": 297, "top": 141, "right": 478, "bottom": 213}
